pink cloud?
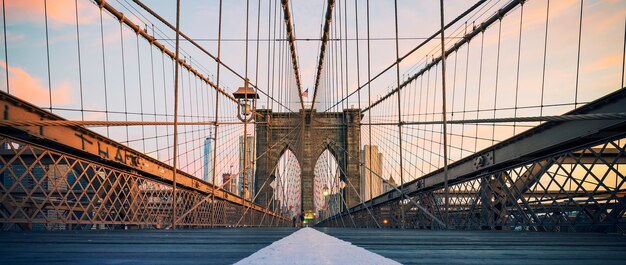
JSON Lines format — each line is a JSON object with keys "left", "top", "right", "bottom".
{"left": 1, "top": 60, "right": 72, "bottom": 106}
{"left": 583, "top": 53, "right": 623, "bottom": 73}
{"left": 5, "top": 0, "right": 97, "bottom": 27}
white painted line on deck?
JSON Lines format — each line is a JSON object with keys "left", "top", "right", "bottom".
{"left": 234, "top": 227, "right": 401, "bottom": 265}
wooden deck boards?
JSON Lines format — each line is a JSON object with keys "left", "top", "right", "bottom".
{"left": 1, "top": 227, "right": 625, "bottom": 264}
{"left": 316, "top": 228, "right": 626, "bottom": 265}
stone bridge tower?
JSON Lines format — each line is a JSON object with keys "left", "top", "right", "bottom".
{"left": 254, "top": 108, "right": 362, "bottom": 213}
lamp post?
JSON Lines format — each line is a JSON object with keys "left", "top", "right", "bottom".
{"left": 233, "top": 78, "right": 259, "bottom": 123}
{"left": 233, "top": 78, "right": 258, "bottom": 203}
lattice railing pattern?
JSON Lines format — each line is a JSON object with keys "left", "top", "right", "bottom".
{"left": 0, "top": 136, "right": 286, "bottom": 231}
{"left": 321, "top": 136, "right": 626, "bottom": 233}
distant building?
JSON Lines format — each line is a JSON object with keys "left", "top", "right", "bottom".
{"left": 203, "top": 132, "right": 215, "bottom": 183}
{"left": 326, "top": 193, "right": 342, "bottom": 214}
{"left": 361, "top": 145, "right": 383, "bottom": 200}
{"left": 239, "top": 135, "right": 255, "bottom": 199}
{"left": 222, "top": 173, "right": 237, "bottom": 193}
{"left": 383, "top": 176, "right": 398, "bottom": 193}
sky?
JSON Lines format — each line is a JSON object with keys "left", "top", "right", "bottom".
{"left": 1, "top": 0, "right": 625, "bottom": 204}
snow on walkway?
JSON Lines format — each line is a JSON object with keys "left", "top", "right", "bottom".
{"left": 234, "top": 227, "right": 401, "bottom": 265}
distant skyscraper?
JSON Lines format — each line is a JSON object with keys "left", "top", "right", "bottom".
{"left": 203, "top": 131, "right": 215, "bottom": 183}
{"left": 222, "top": 173, "right": 237, "bottom": 194}
{"left": 239, "top": 135, "right": 255, "bottom": 199}
{"left": 326, "top": 193, "right": 342, "bottom": 215}
{"left": 383, "top": 176, "right": 398, "bottom": 193}
{"left": 361, "top": 145, "right": 383, "bottom": 200}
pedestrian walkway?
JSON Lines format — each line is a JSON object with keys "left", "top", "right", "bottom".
{"left": 235, "top": 227, "right": 400, "bottom": 265}
{"left": 318, "top": 227, "right": 626, "bottom": 265}
{"left": 2, "top": 227, "right": 626, "bottom": 264}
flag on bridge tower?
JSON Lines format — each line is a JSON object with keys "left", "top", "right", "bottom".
{"left": 302, "top": 88, "right": 309, "bottom": 98}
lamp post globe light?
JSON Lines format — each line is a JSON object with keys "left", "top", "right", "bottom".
{"left": 232, "top": 78, "right": 259, "bottom": 206}
{"left": 322, "top": 185, "right": 330, "bottom": 197}
{"left": 233, "top": 78, "right": 259, "bottom": 123}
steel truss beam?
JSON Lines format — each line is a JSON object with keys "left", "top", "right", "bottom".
{"left": 0, "top": 92, "right": 288, "bottom": 230}
{"left": 320, "top": 88, "right": 626, "bottom": 231}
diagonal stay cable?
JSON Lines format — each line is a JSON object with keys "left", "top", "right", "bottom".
{"left": 128, "top": 0, "right": 297, "bottom": 114}
{"left": 93, "top": 0, "right": 238, "bottom": 104}
{"left": 332, "top": 149, "right": 381, "bottom": 228}
{"left": 325, "top": 0, "right": 486, "bottom": 112}
{"left": 363, "top": 0, "right": 522, "bottom": 113}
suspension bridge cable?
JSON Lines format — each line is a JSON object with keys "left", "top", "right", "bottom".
{"left": 2, "top": 0, "right": 7, "bottom": 93}
{"left": 127, "top": 0, "right": 296, "bottom": 114}
{"left": 99, "top": 5, "right": 111, "bottom": 137}
{"left": 540, "top": 0, "right": 550, "bottom": 116}
{"left": 171, "top": 0, "right": 181, "bottom": 229}
{"left": 326, "top": 140, "right": 447, "bottom": 228}
{"left": 438, "top": 0, "right": 451, "bottom": 228}
{"left": 513, "top": 2, "right": 524, "bottom": 135}
{"left": 363, "top": 0, "right": 522, "bottom": 113}
{"left": 326, "top": 0, "right": 487, "bottom": 112}
{"left": 74, "top": 0, "right": 85, "bottom": 121}
{"left": 574, "top": 0, "right": 584, "bottom": 108}
{"left": 280, "top": 0, "right": 305, "bottom": 110}
{"left": 492, "top": 20, "right": 502, "bottom": 145}
{"left": 44, "top": 0, "right": 52, "bottom": 111}
{"left": 149, "top": 24, "right": 159, "bottom": 158}
{"left": 201, "top": 122, "right": 303, "bottom": 218}
{"left": 310, "top": 0, "right": 336, "bottom": 111}
{"left": 119, "top": 21, "right": 130, "bottom": 144}
{"left": 393, "top": 0, "right": 407, "bottom": 228}
{"left": 94, "top": 0, "right": 239, "bottom": 105}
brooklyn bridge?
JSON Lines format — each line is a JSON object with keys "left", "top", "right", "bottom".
{"left": 1, "top": 0, "right": 626, "bottom": 264}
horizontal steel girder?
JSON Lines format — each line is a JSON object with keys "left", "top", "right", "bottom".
{"left": 0, "top": 91, "right": 287, "bottom": 222}
{"left": 352, "top": 87, "right": 626, "bottom": 213}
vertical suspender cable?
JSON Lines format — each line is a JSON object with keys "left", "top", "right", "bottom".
{"left": 622, "top": 16, "right": 625, "bottom": 89}
{"left": 254, "top": 0, "right": 261, "bottom": 219}
{"left": 171, "top": 0, "right": 181, "bottom": 229}
{"left": 365, "top": 0, "right": 373, "bottom": 210}
{"left": 491, "top": 21, "right": 502, "bottom": 145}
{"left": 353, "top": 0, "right": 361, "bottom": 218}
{"left": 540, "top": 0, "right": 550, "bottom": 116}
{"left": 149, "top": 25, "right": 159, "bottom": 157}
{"left": 74, "top": 0, "right": 85, "bottom": 121}
{"left": 574, "top": 0, "right": 584, "bottom": 108}
{"left": 343, "top": 0, "right": 349, "bottom": 111}
{"left": 2, "top": 0, "right": 8, "bottom": 93}
{"left": 136, "top": 34, "right": 146, "bottom": 152}
{"left": 438, "top": 0, "right": 450, "bottom": 229}
{"left": 44, "top": 0, "right": 52, "bottom": 111}
{"left": 513, "top": 3, "right": 524, "bottom": 134}
{"left": 475, "top": 32, "right": 485, "bottom": 153}
{"left": 120, "top": 22, "right": 130, "bottom": 144}
{"left": 242, "top": 0, "right": 250, "bottom": 225}
{"left": 212, "top": 0, "right": 223, "bottom": 226}
{"left": 393, "top": 0, "right": 406, "bottom": 229}
{"left": 99, "top": 6, "right": 110, "bottom": 137}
